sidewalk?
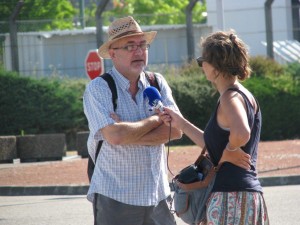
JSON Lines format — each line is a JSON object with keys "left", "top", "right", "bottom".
{"left": 1, "top": 186, "right": 300, "bottom": 225}
{"left": 0, "top": 140, "right": 299, "bottom": 195}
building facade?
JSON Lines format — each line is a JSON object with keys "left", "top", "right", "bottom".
{"left": 206, "top": 0, "right": 300, "bottom": 63}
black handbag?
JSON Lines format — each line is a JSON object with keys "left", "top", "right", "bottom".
{"left": 172, "top": 146, "right": 220, "bottom": 225}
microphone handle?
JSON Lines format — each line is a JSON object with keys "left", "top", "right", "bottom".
{"left": 153, "top": 100, "right": 164, "bottom": 112}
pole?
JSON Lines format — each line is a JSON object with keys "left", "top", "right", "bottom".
{"left": 79, "top": 0, "right": 85, "bottom": 28}
{"left": 95, "top": 0, "right": 110, "bottom": 49}
{"left": 216, "top": 0, "right": 224, "bottom": 30}
{"left": 265, "top": 0, "right": 274, "bottom": 59}
{"left": 186, "top": 0, "right": 199, "bottom": 63}
{"left": 9, "top": 0, "right": 24, "bottom": 72}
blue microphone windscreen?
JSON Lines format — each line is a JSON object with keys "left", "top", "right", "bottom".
{"left": 143, "top": 86, "right": 162, "bottom": 106}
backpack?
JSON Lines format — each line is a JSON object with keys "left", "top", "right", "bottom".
{"left": 87, "top": 71, "right": 160, "bottom": 182}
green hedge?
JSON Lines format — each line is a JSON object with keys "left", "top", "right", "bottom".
{"left": 0, "top": 71, "right": 88, "bottom": 149}
{"left": 244, "top": 76, "right": 300, "bottom": 140}
{"left": 0, "top": 57, "right": 299, "bottom": 148}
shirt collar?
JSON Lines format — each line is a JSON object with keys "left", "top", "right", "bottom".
{"left": 111, "top": 67, "right": 148, "bottom": 91}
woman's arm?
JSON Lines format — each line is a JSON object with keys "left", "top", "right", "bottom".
{"left": 217, "top": 91, "right": 252, "bottom": 169}
{"left": 159, "top": 108, "right": 205, "bottom": 148}
{"left": 159, "top": 105, "right": 251, "bottom": 170}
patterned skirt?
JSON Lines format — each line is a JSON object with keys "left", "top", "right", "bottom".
{"left": 204, "top": 192, "right": 269, "bottom": 225}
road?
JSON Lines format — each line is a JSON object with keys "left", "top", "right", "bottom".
{"left": 0, "top": 185, "right": 299, "bottom": 225}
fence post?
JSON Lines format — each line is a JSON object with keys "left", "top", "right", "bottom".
{"left": 9, "top": 0, "right": 24, "bottom": 72}
{"left": 95, "top": 0, "right": 110, "bottom": 49}
{"left": 186, "top": 0, "right": 198, "bottom": 63}
{"left": 265, "top": 0, "right": 274, "bottom": 59}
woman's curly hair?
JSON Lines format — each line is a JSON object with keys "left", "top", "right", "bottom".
{"left": 201, "top": 30, "right": 252, "bottom": 81}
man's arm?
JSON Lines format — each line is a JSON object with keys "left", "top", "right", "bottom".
{"left": 105, "top": 112, "right": 182, "bottom": 145}
{"left": 101, "top": 115, "right": 163, "bottom": 145}
{"left": 133, "top": 123, "right": 182, "bottom": 145}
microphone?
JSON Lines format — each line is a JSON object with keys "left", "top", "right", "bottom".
{"left": 143, "top": 86, "right": 164, "bottom": 112}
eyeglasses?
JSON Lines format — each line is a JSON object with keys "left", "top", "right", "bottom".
{"left": 112, "top": 43, "right": 150, "bottom": 52}
{"left": 196, "top": 56, "right": 206, "bottom": 67}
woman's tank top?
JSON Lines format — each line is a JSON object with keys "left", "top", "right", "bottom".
{"left": 203, "top": 88, "right": 263, "bottom": 193}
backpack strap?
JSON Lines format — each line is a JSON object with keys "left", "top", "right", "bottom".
{"left": 101, "top": 73, "right": 118, "bottom": 111}
{"left": 100, "top": 71, "right": 160, "bottom": 112}
{"left": 88, "top": 73, "right": 116, "bottom": 182}
{"left": 145, "top": 71, "right": 160, "bottom": 92}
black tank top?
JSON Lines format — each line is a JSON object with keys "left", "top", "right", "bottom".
{"left": 204, "top": 88, "right": 263, "bottom": 193}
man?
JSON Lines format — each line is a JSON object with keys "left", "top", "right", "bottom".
{"left": 83, "top": 16, "right": 182, "bottom": 225}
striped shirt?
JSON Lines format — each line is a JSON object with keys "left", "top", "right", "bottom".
{"left": 83, "top": 67, "right": 179, "bottom": 206}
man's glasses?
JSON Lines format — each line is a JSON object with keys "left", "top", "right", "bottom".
{"left": 196, "top": 56, "right": 206, "bottom": 67}
{"left": 112, "top": 43, "right": 150, "bottom": 52}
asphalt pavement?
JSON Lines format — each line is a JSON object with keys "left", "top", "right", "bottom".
{"left": 1, "top": 185, "right": 300, "bottom": 225}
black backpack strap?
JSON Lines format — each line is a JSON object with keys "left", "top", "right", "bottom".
{"left": 145, "top": 71, "right": 160, "bottom": 92}
{"left": 87, "top": 140, "right": 103, "bottom": 182}
{"left": 101, "top": 73, "right": 118, "bottom": 111}
{"left": 88, "top": 73, "right": 117, "bottom": 182}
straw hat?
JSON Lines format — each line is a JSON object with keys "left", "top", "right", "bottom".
{"left": 98, "top": 16, "right": 157, "bottom": 59}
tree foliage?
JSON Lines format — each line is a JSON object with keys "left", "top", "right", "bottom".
{"left": 0, "top": 0, "right": 206, "bottom": 32}
{"left": 85, "top": 0, "right": 206, "bottom": 26}
{"left": 0, "top": 0, "right": 77, "bottom": 32}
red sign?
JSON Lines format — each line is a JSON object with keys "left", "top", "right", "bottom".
{"left": 85, "top": 50, "right": 104, "bottom": 80}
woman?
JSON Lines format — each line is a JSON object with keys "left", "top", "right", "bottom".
{"left": 159, "top": 31, "right": 269, "bottom": 224}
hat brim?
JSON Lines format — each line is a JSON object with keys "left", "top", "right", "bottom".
{"left": 98, "top": 31, "right": 157, "bottom": 59}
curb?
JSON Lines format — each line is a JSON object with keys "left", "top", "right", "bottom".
{"left": 0, "top": 185, "right": 89, "bottom": 196}
{"left": 259, "top": 175, "right": 300, "bottom": 187}
{"left": 0, "top": 175, "right": 299, "bottom": 196}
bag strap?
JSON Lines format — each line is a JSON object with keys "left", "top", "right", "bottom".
{"left": 100, "top": 71, "right": 160, "bottom": 111}
{"left": 194, "top": 146, "right": 222, "bottom": 171}
{"left": 145, "top": 71, "right": 160, "bottom": 92}
{"left": 101, "top": 73, "right": 118, "bottom": 111}
{"left": 92, "top": 73, "right": 117, "bottom": 170}
{"left": 194, "top": 146, "right": 207, "bottom": 165}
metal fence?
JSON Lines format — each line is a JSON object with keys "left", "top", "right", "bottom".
{"left": 1, "top": 20, "right": 212, "bottom": 78}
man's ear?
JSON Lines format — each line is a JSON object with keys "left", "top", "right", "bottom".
{"left": 109, "top": 49, "right": 115, "bottom": 59}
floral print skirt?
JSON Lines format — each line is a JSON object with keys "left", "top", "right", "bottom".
{"left": 204, "top": 192, "right": 269, "bottom": 225}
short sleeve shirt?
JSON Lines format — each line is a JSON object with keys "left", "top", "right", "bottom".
{"left": 83, "top": 67, "right": 179, "bottom": 206}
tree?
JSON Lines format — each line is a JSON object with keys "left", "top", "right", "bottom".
{"left": 84, "top": 0, "right": 206, "bottom": 26}
{"left": 0, "top": 0, "right": 77, "bottom": 33}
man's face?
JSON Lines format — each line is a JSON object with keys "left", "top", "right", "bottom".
{"left": 109, "top": 35, "right": 149, "bottom": 77}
